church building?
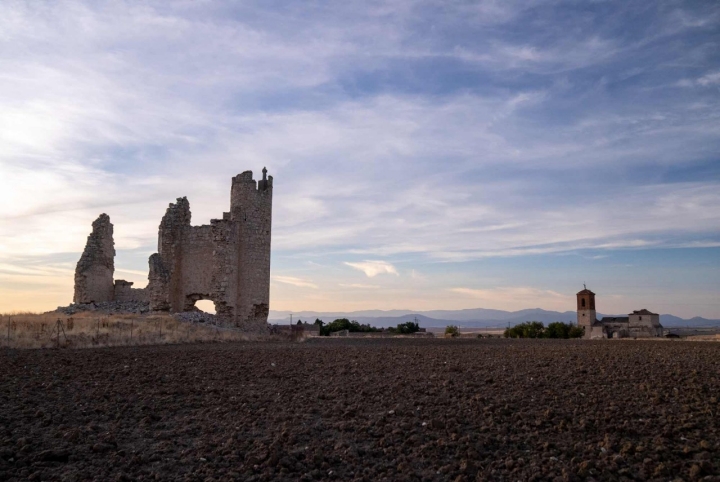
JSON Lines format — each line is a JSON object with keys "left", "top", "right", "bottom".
{"left": 576, "top": 287, "right": 663, "bottom": 339}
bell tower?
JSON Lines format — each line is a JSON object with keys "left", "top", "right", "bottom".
{"left": 576, "top": 285, "right": 596, "bottom": 337}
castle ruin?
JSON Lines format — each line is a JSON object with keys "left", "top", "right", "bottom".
{"left": 73, "top": 169, "right": 273, "bottom": 331}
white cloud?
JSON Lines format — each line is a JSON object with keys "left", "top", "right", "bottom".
{"left": 344, "top": 261, "right": 399, "bottom": 277}
{"left": 697, "top": 72, "right": 720, "bottom": 86}
{"left": 272, "top": 276, "right": 318, "bottom": 289}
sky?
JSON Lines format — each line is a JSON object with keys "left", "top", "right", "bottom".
{"left": 1, "top": 0, "right": 719, "bottom": 318}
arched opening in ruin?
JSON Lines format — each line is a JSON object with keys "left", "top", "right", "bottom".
{"left": 195, "top": 300, "right": 216, "bottom": 314}
{"left": 184, "top": 293, "right": 217, "bottom": 314}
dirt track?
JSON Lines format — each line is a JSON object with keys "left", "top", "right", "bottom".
{"left": 1, "top": 339, "right": 719, "bottom": 481}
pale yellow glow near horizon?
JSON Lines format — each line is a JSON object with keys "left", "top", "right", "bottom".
{"left": 0, "top": 255, "right": 714, "bottom": 318}
{"left": 2, "top": 276, "right": 717, "bottom": 319}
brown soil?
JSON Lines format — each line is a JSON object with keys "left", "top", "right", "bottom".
{"left": 1, "top": 339, "right": 719, "bottom": 481}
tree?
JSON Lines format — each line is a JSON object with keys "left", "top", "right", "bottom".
{"left": 504, "top": 321, "right": 545, "bottom": 338}
{"left": 387, "top": 321, "right": 420, "bottom": 334}
{"left": 568, "top": 324, "right": 585, "bottom": 338}
{"left": 503, "top": 321, "right": 585, "bottom": 339}
{"left": 445, "top": 325, "right": 460, "bottom": 337}
{"left": 545, "top": 321, "right": 569, "bottom": 339}
{"left": 320, "top": 318, "right": 381, "bottom": 336}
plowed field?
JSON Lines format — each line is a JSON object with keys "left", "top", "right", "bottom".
{"left": 1, "top": 339, "right": 719, "bottom": 481}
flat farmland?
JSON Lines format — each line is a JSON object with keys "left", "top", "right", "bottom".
{"left": 1, "top": 339, "right": 719, "bottom": 481}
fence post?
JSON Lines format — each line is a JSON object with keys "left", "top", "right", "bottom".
{"left": 130, "top": 319, "right": 133, "bottom": 344}
{"left": 7, "top": 316, "right": 10, "bottom": 345}
{"left": 54, "top": 319, "right": 67, "bottom": 348}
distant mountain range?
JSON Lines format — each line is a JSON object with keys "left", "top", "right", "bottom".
{"left": 269, "top": 308, "right": 720, "bottom": 329}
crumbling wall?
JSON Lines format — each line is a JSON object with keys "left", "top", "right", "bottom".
{"left": 74, "top": 214, "right": 115, "bottom": 304}
{"left": 113, "top": 280, "right": 148, "bottom": 302}
{"left": 145, "top": 169, "right": 273, "bottom": 331}
{"left": 180, "top": 225, "right": 214, "bottom": 311}
{"left": 229, "top": 169, "right": 273, "bottom": 331}
{"left": 73, "top": 170, "right": 273, "bottom": 332}
{"left": 148, "top": 253, "right": 170, "bottom": 311}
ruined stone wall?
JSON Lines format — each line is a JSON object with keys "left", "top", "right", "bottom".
{"left": 149, "top": 197, "right": 191, "bottom": 312}
{"left": 180, "top": 225, "right": 215, "bottom": 310}
{"left": 230, "top": 170, "right": 273, "bottom": 331}
{"left": 74, "top": 214, "right": 115, "bottom": 304}
{"left": 113, "top": 280, "right": 148, "bottom": 303}
{"left": 145, "top": 170, "right": 272, "bottom": 331}
{"left": 73, "top": 170, "right": 272, "bottom": 332}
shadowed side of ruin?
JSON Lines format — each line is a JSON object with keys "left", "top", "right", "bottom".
{"left": 74, "top": 214, "right": 148, "bottom": 305}
{"left": 74, "top": 214, "right": 116, "bottom": 304}
{"left": 73, "top": 169, "right": 273, "bottom": 332}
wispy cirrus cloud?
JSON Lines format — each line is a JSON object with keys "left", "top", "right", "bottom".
{"left": 339, "top": 283, "right": 380, "bottom": 289}
{"left": 344, "top": 261, "right": 399, "bottom": 277}
{"left": 272, "top": 276, "right": 318, "bottom": 289}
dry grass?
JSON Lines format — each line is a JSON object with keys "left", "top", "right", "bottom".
{"left": 0, "top": 311, "right": 259, "bottom": 349}
{"left": 684, "top": 334, "right": 720, "bottom": 341}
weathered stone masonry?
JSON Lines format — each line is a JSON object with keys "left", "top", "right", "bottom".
{"left": 73, "top": 214, "right": 150, "bottom": 306}
{"left": 74, "top": 214, "right": 116, "bottom": 304}
{"left": 73, "top": 169, "right": 273, "bottom": 331}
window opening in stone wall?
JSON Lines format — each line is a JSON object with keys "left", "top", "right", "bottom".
{"left": 581, "top": 299, "right": 586, "bottom": 308}
{"left": 195, "top": 300, "right": 216, "bottom": 314}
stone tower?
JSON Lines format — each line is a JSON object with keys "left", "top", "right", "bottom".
{"left": 576, "top": 286, "right": 596, "bottom": 337}
{"left": 74, "top": 214, "right": 115, "bottom": 303}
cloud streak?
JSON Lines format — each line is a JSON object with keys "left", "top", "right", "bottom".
{"left": 344, "top": 261, "right": 399, "bottom": 278}
{"left": 272, "top": 276, "right": 318, "bottom": 289}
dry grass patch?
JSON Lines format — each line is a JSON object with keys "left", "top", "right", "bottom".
{"left": 0, "top": 311, "right": 257, "bottom": 349}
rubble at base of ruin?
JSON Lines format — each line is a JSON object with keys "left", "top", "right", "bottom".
{"left": 71, "top": 169, "right": 273, "bottom": 332}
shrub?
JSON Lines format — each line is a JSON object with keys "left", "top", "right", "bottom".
{"left": 545, "top": 321, "right": 570, "bottom": 339}
{"left": 387, "top": 321, "right": 420, "bottom": 335}
{"left": 504, "top": 321, "right": 585, "bottom": 339}
{"left": 320, "top": 318, "right": 381, "bottom": 336}
{"left": 504, "top": 321, "right": 545, "bottom": 338}
{"left": 445, "top": 325, "right": 460, "bottom": 337}
{"left": 567, "top": 325, "right": 585, "bottom": 338}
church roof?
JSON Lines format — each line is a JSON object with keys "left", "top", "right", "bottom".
{"left": 599, "top": 316, "right": 629, "bottom": 324}
{"left": 576, "top": 288, "right": 595, "bottom": 295}
{"left": 631, "top": 309, "right": 657, "bottom": 316}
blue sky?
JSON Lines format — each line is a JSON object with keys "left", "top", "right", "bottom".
{"left": 0, "top": 1, "right": 719, "bottom": 317}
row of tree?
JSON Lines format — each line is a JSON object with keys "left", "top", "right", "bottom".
{"left": 312, "top": 318, "right": 421, "bottom": 336}
{"left": 304, "top": 318, "right": 582, "bottom": 338}
{"left": 503, "top": 321, "right": 584, "bottom": 339}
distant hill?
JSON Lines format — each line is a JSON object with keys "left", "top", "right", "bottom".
{"left": 269, "top": 308, "right": 720, "bottom": 329}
